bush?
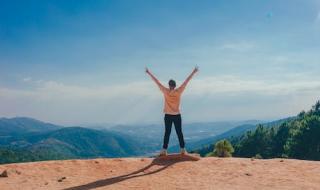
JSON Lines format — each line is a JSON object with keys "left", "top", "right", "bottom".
{"left": 208, "top": 139, "right": 234, "bottom": 157}
{"left": 254, "top": 154, "right": 263, "bottom": 159}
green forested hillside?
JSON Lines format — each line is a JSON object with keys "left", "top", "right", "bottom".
{"left": 192, "top": 119, "right": 291, "bottom": 156}
{"left": 232, "top": 101, "right": 320, "bottom": 160}
{"left": 197, "top": 101, "right": 320, "bottom": 161}
{"left": 0, "top": 122, "right": 153, "bottom": 164}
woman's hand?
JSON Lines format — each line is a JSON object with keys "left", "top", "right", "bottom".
{"left": 193, "top": 66, "right": 199, "bottom": 74}
{"left": 145, "top": 67, "right": 150, "bottom": 74}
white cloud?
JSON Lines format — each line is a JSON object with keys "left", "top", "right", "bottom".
{"left": 22, "top": 77, "right": 32, "bottom": 82}
{"left": 8, "top": 76, "right": 320, "bottom": 101}
{"left": 186, "top": 75, "right": 320, "bottom": 96}
{"left": 0, "top": 80, "right": 163, "bottom": 125}
{"left": 1, "top": 76, "right": 319, "bottom": 125}
{"left": 219, "top": 42, "right": 256, "bottom": 52}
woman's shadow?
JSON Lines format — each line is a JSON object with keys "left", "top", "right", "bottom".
{"left": 64, "top": 154, "right": 198, "bottom": 190}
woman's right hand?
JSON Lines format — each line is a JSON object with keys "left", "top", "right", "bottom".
{"left": 193, "top": 66, "right": 199, "bottom": 73}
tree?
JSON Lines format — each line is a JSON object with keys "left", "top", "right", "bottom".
{"left": 233, "top": 125, "right": 274, "bottom": 158}
{"left": 208, "top": 139, "right": 234, "bottom": 157}
{"left": 298, "top": 111, "right": 306, "bottom": 118}
{"left": 272, "top": 123, "right": 290, "bottom": 157}
{"left": 289, "top": 116, "right": 320, "bottom": 160}
{"left": 312, "top": 101, "right": 320, "bottom": 115}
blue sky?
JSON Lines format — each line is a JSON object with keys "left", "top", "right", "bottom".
{"left": 1, "top": 0, "right": 320, "bottom": 125}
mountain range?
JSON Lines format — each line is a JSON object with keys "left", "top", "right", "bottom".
{"left": 0, "top": 117, "right": 154, "bottom": 163}
{"left": 0, "top": 117, "right": 60, "bottom": 136}
{"left": 0, "top": 116, "right": 282, "bottom": 164}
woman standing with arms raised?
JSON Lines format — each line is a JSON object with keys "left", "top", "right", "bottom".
{"left": 146, "top": 66, "right": 199, "bottom": 156}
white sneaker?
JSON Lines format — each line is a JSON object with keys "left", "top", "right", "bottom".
{"left": 159, "top": 149, "right": 168, "bottom": 156}
{"left": 180, "top": 148, "right": 187, "bottom": 155}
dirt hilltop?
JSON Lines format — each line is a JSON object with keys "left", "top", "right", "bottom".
{"left": 0, "top": 155, "right": 320, "bottom": 190}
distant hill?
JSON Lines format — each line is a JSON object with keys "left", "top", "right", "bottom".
{"left": 0, "top": 117, "right": 61, "bottom": 136}
{"left": 0, "top": 117, "right": 156, "bottom": 164}
{"left": 0, "top": 117, "right": 265, "bottom": 163}
{"left": 175, "top": 124, "right": 256, "bottom": 153}
{"left": 0, "top": 116, "right": 292, "bottom": 164}
{"left": 109, "top": 120, "right": 262, "bottom": 150}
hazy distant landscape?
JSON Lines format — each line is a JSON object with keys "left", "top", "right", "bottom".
{"left": 0, "top": 117, "right": 261, "bottom": 163}
{"left": 1, "top": 100, "right": 320, "bottom": 164}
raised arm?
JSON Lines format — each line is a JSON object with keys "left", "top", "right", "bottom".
{"left": 178, "top": 66, "right": 199, "bottom": 92}
{"left": 145, "top": 67, "right": 166, "bottom": 91}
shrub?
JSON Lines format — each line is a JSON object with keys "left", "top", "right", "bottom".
{"left": 208, "top": 139, "right": 234, "bottom": 157}
{"left": 254, "top": 154, "right": 263, "bottom": 159}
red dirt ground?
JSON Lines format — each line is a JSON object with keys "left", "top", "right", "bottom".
{"left": 1, "top": 155, "right": 320, "bottom": 190}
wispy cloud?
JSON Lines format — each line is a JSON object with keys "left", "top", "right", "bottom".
{"left": 7, "top": 75, "right": 320, "bottom": 101}
{"left": 22, "top": 77, "right": 32, "bottom": 82}
{"left": 189, "top": 76, "right": 320, "bottom": 96}
{"left": 218, "top": 41, "right": 256, "bottom": 52}
{"left": 1, "top": 75, "right": 319, "bottom": 125}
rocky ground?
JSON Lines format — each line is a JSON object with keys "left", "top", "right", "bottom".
{"left": 1, "top": 154, "right": 320, "bottom": 190}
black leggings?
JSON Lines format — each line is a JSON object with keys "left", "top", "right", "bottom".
{"left": 162, "top": 114, "right": 185, "bottom": 149}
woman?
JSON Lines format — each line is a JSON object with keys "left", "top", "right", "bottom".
{"left": 146, "top": 66, "right": 199, "bottom": 156}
